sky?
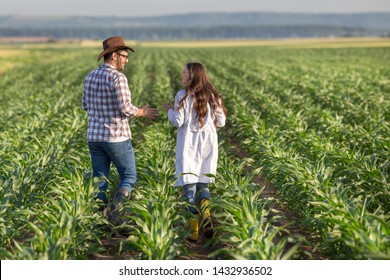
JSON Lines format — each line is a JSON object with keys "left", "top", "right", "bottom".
{"left": 1, "top": 0, "right": 390, "bottom": 17}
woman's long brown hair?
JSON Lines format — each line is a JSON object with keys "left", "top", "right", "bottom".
{"left": 178, "top": 62, "right": 227, "bottom": 127}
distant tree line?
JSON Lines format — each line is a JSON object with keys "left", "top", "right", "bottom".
{"left": 0, "top": 26, "right": 387, "bottom": 40}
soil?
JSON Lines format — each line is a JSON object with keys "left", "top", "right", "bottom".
{"left": 92, "top": 175, "right": 325, "bottom": 260}
{"left": 225, "top": 140, "right": 326, "bottom": 260}
{"left": 92, "top": 139, "right": 326, "bottom": 260}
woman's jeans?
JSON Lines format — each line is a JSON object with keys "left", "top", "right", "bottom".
{"left": 183, "top": 183, "right": 210, "bottom": 214}
{"left": 88, "top": 139, "right": 136, "bottom": 202}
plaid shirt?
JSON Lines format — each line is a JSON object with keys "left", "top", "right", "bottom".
{"left": 82, "top": 63, "right": 138, "bottom": 142}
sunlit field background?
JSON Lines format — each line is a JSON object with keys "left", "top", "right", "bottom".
{"left": 0, "top": 37, "right": 389, "bottom": 260}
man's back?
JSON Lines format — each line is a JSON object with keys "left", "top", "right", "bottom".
{"left": 82, "top": 63, "right": 136, "bottom": 141}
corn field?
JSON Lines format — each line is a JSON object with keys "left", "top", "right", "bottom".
{"left": 0, "top": 43, "right": 389, "bottom": 260}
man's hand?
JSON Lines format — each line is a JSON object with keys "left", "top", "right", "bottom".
{"left": 140, "top": 105, "right": 159, "bottom": 119}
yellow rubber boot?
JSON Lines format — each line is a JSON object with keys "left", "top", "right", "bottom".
{"left": 187, "top": 215, "right": 199, "bottom": 242}
{"left": 200, "top": 199, "right": 214, "bottom": 238}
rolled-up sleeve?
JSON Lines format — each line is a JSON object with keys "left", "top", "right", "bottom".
{"left": 215, "top": 104, "right": 226, "bottom": 127}
{"left": 167, "top": 90, "right": 186, "bottom": 127}
{"left": 168, "top": 106, "right": 185, "bottom": 127}
{"left": 115, "top": 74, "right": 139, "bottom": 118}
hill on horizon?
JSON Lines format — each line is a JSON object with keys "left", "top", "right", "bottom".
{"left": 0, "top": 12, "right": 389, "bottom": 40}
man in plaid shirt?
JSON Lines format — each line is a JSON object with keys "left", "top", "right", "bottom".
{"left": 82, "top": 36, "right": 158, "bottom": 226}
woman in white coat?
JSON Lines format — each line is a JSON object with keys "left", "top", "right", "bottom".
{"left": 163, "top": 62, "right": 227, "bottom": 242}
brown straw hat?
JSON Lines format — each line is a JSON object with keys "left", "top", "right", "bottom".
{"left": 97, "top": 36, "right": 135, "bottom": 61}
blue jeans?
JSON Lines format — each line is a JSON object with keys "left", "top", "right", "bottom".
{"left": 183, "top": 183, "right": 210, "bottom": 214}
{"left": 88, "top": 139, "right": 136, "bottom": 202}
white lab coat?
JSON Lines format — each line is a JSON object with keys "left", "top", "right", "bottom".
{"left": 167, "top": 89, "right": 226, "bottom": 187}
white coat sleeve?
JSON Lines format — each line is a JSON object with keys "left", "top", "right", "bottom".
{"left": 215, "top": 99, "right": 226, "bottom": 127}
{"left": 167, "top": 91, "right": 185, "bottom": 128}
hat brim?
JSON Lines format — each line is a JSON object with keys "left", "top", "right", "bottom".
{"left": 97, "top": 45, "right": 135, "bottom": 61}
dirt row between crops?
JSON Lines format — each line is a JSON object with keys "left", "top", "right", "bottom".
{"left": 93, "top": 138, "right": 326, "bottom": 260}
{"left": 180, "top": 138, "right": 327, "bottom": 260}
{"left": 224, "top": 139, "right": 326, "bottom": 260}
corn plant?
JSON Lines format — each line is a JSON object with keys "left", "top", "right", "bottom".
{"left": 1, "top": 44, "right": 388, "bottom": 260}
